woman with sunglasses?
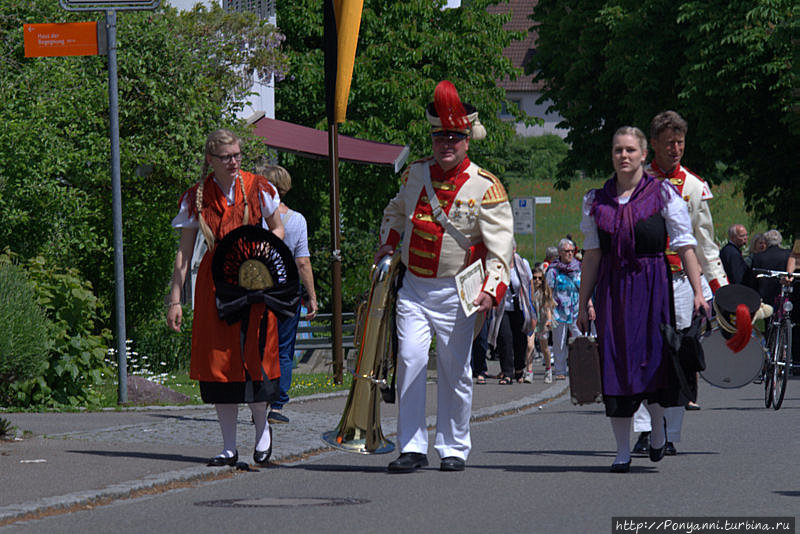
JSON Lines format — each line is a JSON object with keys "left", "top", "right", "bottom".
{"left": 528, "top": 266, "right": 555, "bottom": 383}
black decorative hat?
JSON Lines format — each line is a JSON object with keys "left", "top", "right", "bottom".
{"left": 212, "top": 225, "right": 299, "bottom": 324}
{"left": 713, "top": 284, "right": 762, "bottom": 352}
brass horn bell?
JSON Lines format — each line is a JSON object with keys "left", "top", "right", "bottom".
{"left": 322, "top": 254, "right": 400, "bottom": 454}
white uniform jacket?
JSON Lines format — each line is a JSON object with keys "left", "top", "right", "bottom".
{"left": 380, "top": 156, "right": 514, "bottom": 303}
{"left": 647, "top": 162, "right": 728, "bottom": 293}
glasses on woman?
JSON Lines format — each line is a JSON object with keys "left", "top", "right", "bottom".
{"left": 532, "top": 276, "right": 542, "bottom": 281}
{"left": 561, "top": 248, "right": 576, "bottom": 254}
{"left": 211, "top": 152, "right": 242, "bottom": 163}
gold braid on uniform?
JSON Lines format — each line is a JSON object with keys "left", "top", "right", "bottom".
{"left": 478, "top": 168, "right": 508, "bottom": 205}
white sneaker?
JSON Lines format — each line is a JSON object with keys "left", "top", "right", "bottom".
{"left": 523, "top": 371, "right": 533, "bottom": 383}
{"left": 544, "top": 369, "right": 553, "bottom": 384}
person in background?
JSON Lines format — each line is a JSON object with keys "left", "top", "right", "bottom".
{"left": 749, "top": 229, "right": 790, "bottom": 306}
{"left": 720, "top": 224, "right": 750, "bottom": 285}
{"left": 578, "top": 125, "right": 709, "bottom": 473}
{"left": 529, "top": 265, "right": 555, "bottom": 383}
{"left": 632, "top": 110, "right": 726, "bottom": 456}
{"left": 545, "top": 238, "right": 582, "bottom": 380}
{"left": 166, "top": 128, "right": 284, "bottom": 467}
{"left": 257, "top": 164, "right": 318, "bottom": 425}
{"left": 746, "top": 233, "right": 767, "bottom": 267}
{"left": 540, "top": 246, "right": 558, "bottom": 273}
{"left": 488, "top": 247, "right": 536, "bottom": 384}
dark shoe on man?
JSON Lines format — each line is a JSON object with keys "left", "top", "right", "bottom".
{"left": 268, "top": 411, "right": 290, "bottom": 424}
{"left": 632, "top": 432, "right": 650, "bottom": 455}
{"left": 664, "top": 441, "right": 677, "bottom": 456}
{"left": 610, "top": 460, "right": 631, "bottom": 473}
{"left": 387, "top": 452, "right": 428, "bottom": 473}
{"left": 440, "top": 457, "right": 466, "bottom": 472}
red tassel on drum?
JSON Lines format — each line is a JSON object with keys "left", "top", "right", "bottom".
{"left": 433, "top": 80, "right": 469, "bottom": 131}
{"left": 725, "top": 304, "right": 752, "bottom": 353}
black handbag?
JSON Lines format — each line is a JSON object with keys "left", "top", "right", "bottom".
{"left": 661, "top": 312, "right": 711, "bottom": 401}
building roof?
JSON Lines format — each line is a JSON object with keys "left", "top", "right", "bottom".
{"left": 249, "top": 113, "right": 409, "bottom": 173}
{"left": 487, "top": 0, "right": 541, "bottom": 92}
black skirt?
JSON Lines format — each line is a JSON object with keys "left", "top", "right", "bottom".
{"left": 200, "top": 378, "right": 280, "bottom": 404}
{"left": 603, "top": 386, "right": 681, "bottom": 418}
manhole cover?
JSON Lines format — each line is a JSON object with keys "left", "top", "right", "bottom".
{"left": 196, "top": 497, "right": 369, "bottom": 508}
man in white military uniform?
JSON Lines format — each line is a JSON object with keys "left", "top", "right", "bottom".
{"left": 632, "top": 111, "right": 728, "bottom": 456}
{"left": 375, "top": 80, "right": 514, "bottom": 472}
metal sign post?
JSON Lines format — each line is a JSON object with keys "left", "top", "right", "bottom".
{"left": 512, "top": 196, "right": 551, "bottom": 261}
{"left": 60, "top": 0, "right": 161, "bottom": 404}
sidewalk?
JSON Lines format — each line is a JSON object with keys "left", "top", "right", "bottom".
{"left": 0, "top": 360, "right": 567, "bottom": 524}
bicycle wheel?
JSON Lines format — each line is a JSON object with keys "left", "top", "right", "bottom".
{"left": 764, "top": 327, "right": 776, "bottom": 408}
{"left": 772, "top": 323, "right": 789, "bottom": 410}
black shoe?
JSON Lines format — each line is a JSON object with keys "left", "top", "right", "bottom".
{"left": 649, "top": 443, "right": 666, "bottom": 462}
{"left": 632, "top": 432, "right": 650, "bottom": 455}
{"left": 440, "top": 457, "right": 466, "bottom": 472}
{"left": 268, "top": 411, "right": 290, "bottom": 424}
{"left": 387, "top": 452, "right": 428, "bottom": 473}
{"left": 610, "top": 460, "right": 631, "bottom": 473}
{"left": 208, "top": 450, "right": 238, "bottom": 467}
{"left": 664, "top": 442, "right": 677, "bottom": 456}
{"left": 253, "top": 427, "right": 273, "bottom": 465}
{"left": 685, "top": 402, "right": 701, "bottom": 411}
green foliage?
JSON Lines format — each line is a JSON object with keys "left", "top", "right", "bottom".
{"left": 0, "top": 254, "right": 111, "bottom": 409}
{"left": 276, "top": 0, "right": 533, "bottom": 310}
{"left": 492, "top": 135, "right": 571, "bottom": 183}
{"left": 0, "top": 1, "right": 289, "bottom": 331}
{"left": 129, "top": 306, "right": 194, "bottom": 374}
{"left": 529, "top": 0, "right": 799, "bottom": 234}
{"left": 0, "top": 262, "right": 53, "bottom": 405}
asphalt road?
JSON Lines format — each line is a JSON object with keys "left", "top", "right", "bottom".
{"left": 3, "top": 379, "right": 798, "bottom": 534}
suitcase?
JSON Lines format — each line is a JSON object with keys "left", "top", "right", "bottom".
{"left": 567, "top": 336, "right": 603, "bottom": 405}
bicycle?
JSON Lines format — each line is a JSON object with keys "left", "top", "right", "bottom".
{"left": 754, "top": 268, "right": 800, "bottom": 410}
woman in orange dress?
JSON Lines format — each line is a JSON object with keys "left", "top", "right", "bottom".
{"left": 166, "top": 129, "right": 285, "bottom": 466}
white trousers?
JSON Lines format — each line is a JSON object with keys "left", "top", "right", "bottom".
{"left": 552, "top": 320, "right": 581, "bottom": 376}
{"left": 395, "top": 274, "right": 476, "bottom": 460}
{"left": 632, "top": 275, "right": 712, "bottom": 441}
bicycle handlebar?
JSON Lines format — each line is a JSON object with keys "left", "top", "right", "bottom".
{"left": 753, "top": 268, "right": 800, "bottom": 280}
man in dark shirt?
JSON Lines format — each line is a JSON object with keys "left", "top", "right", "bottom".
{"left": 720, "top": 224, "right": 750, "bottom": 284}
{"left": 749, "top": 229, "right": 791, "bottom": 306}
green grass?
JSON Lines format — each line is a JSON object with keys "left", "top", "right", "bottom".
{"left": 509, "top": 177, "right": 768, "bottom": 264}
{"left": 98, "top": 369, "right": 353, "bottom": 408}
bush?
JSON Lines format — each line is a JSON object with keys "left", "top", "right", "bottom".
{"left": 0, "top": 262, "right": 53, "bottom": 405}
{"left": 129, "top": 305, "right": 194, "bottom": 374}
{"left": 0, "top": 253, "right": 111, "bottom": 409}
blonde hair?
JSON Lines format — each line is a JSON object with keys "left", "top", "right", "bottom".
{"left": 260, "top": 165, "right": 292, "bottom": 198}
{"left": 613, "top": 125, "right": 648, "bottom": 153}
{"left": 532, "top": 266, "right": 555, "bottom": 317}
{"left": 196, "top": 129, "right": 248, "bottom": 250}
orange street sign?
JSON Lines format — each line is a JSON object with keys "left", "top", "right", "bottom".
{"left": 24, "top": 22, "right": 99, "bottom": 58}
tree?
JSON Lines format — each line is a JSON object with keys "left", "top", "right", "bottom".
{"left": 529, "top": 0, "right": 799, "bottom": 235}
{"left": 275, "top": 0, "right": 531, "bottom": 309}
{"left": 0, "top": 2, "right": 288, "bottom": 327}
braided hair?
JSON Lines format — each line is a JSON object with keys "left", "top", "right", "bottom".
{"left": 195, "top": 129, "right": 249, "bottom": 250}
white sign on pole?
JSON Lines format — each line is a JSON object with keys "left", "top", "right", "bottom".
{"left": 60, "top": 0, "right": 160, "bottom": 11}
{"left": 535, "top": 196, "right": 552, "bottom": 205}
{"left": 512, "top": 197, "right": 535, "bottom": 235}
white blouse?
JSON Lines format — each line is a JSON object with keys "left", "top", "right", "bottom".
{"left": 580, "top": 180, "right": 696, "bottom": 251}
{"left": 171, "top": 175, "right": 280, "bottom": 230}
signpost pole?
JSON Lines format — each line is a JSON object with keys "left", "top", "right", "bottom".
{"left": 105, "top": 9, "right": 128, "bottom": 404}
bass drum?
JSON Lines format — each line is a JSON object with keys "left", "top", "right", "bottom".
{"left": 700, "top": 326, "right": 764, "bottom": 388}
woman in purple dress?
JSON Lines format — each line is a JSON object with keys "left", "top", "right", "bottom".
{"left": 577, "top": 126, "right": 709, "bottom": 473}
